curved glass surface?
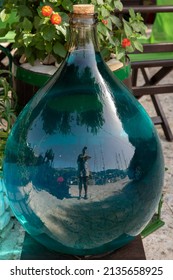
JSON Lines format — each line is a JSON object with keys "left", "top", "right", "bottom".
{"left": 3, "top": 51, "right": 164, "bottom": 255}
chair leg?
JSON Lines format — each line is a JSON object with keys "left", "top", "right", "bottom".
{"left": 132, "top": 68, "right": 138, "bottom": 86}
{"left": 150, "top": 66, "right": 173, "bottom": 84}
{"left": 151, "top": 95, "right": 173, "bottom": 141}
{"left": 141, "top": 67, "right": 150, "bottom": 84}
{"left": 148, "top": 67, "right": 173, "bottom": 141}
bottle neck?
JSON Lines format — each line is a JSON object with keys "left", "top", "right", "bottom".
{"left": 68, "top": 13, "right": 100, "bottom": 55}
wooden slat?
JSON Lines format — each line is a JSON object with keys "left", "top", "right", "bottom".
{"left": 138, "top": 43, "right": 173, "bottom": 53}
{"left": 132, "top": 84, "right": 173, "bottom": 96}
{"left": 131, "top": 60, "right": 173, "bottom": 68}
{"left": 119, "top": 5, "right": 173, "bottom": 14}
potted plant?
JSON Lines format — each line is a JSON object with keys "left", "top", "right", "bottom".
{"left": 0, "top": 0, "right": 146, "bottom": 111}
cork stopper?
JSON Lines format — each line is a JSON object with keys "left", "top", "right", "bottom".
{"left": 73, "top": 4, "right": 94, "bottom": 14}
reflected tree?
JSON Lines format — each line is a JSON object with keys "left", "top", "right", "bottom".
{"left": 40, "top": 65, "right": 105, "bottom": 135}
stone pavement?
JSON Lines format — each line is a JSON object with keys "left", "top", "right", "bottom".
{"left": 138, "top": 69, "right": 173, "bottom": 260}
{"left": 0, "top": 68, "right": 173, "bottom": 260}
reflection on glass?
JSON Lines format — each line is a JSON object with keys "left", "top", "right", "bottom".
{"left": 77, "top": 146, "right": 91, "bottom": 199}
{"left": 3, "top": 52, "right": 164, "bottom": 255}
{"left": 3, "top": 8, "right": 164, "bottom": 256}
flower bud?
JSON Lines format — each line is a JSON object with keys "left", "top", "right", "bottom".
{"left": 102, "top": 19, "right": 108, "bottom": 25}
{"left": 50, "top": 13, "right": 62, "bottom": 25}
{"left": 121, "top": 38, "right": 131, "bottom": 48}
{"left": 41, "top": 5, "right": 53, "bottom": 17}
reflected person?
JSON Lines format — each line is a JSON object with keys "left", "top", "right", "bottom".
{"left": 77, "top": 146, "right": 91, "bottom": 199}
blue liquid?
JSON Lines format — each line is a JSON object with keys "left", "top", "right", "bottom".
{"left": 3, "top": 51, "right": 164, "bottom": 255}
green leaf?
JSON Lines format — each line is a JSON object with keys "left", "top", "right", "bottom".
{"left": 55, "top": 25, "right": 67, "bottom": 37}
{"left": 0, "top": 9, "right": 9, "bottom": 22}
{"left": 100, "top": 6, "right": 110, "bottom": 17}
{"left": 100, "top": 47, "right": 110, "bottom": 60}
{"left": 60, "top": 12, "right": 70, "bottom": 25}
{"left": 104, "top": 3, "right": 113, "bottom": 12}
{"left": 114, "top": 0, "right": 123, "bottom": 11}
{"left": 0, "top": 28, "right": 8, "bottom": 37}
{"left": 18, "top": 5, "right": 33, "bottom": 17}
{"left": 130, "top": 21, "right": 147, "bottom": 35}
{"left": 97, "top": 22, "right": 109, "bottom": 36}
{"left": 22, "top": 34, "right": 33, "bottom": 47}
{"left": 133, "top": 40, "right": 143, "bottom": 52}
{"left": 110, "top": 15, "right": 122, "bottom": 28}
{"left": 108, "top": 35, "right": 116, "bottom": 46}
{"left": 42, "top": 25, "right": 57, "bottom": 41}
{"left": 53, "top": 41, "right": 67, "bottom": 58}
{"left": 35, "top": 41, "right": 45, "bottom": 50}
{"left": 22, "top": 18, "right": 33, "bottom": 32}
{"left": 62, "top": 0, "right": 73, "bottom": 12}
{"left": 45, "top": 41, "right": 52, "bottom": 53}
{"left": 116, "top": 50, "right": 125, "bottom": 60}
{"left": 136, "top": 12, "right": 144, "bottom": 21}
{"left": 129, "top": 8, "right": 136, "bottom": 19}
{"left": 123, "top": 19, "right": 133, "bottom": 37}
{"left": 97, "top": 0, "right": 104, "bottom": 4}
{"left": 126, "top": 45, "right": 134, "bottom": 53}
{"left": 33, "top": 16, "right": 40, "bottom": 29}
{"left": 106, "top": 18, "right": 112, "bottom": 31}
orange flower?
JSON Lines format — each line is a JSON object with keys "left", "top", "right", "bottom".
{"left": 50, "top": 13, "right": 62, "bottom": 25}
{"left": 121, "top": 38, "right": 131, "bottom": 48}
{"left": 41, "top": 5, "right": 53, "bottom": 17}
{"left": 102, "top": 19, "right": 108, "bottom": 25}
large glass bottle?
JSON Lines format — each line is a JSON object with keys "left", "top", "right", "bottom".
{"left": 3, "top": 4, "right": 164, "bottom": 256}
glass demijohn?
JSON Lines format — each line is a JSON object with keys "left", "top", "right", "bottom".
{"left": 3, "top": 4, "right": 164, "bottom": 256}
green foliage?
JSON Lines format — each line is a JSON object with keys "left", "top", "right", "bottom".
{"left": 0, "top": 0, "right": 146, "bottom": 64}
{"left": 0, "top": 70, "right": 17, "bottom": 170}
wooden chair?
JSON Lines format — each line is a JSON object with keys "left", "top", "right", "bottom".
{"left": 121, "top": 1, "right": 173, "bottom": 141}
